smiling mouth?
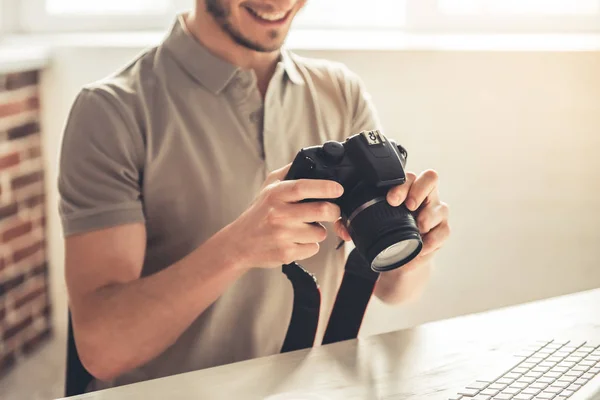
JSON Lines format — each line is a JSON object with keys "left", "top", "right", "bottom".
{"left": 244, "top": 5, "right": 291, "bottom": 23}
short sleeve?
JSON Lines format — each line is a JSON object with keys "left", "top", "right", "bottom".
{"left": 345, "top": 68, "right": 383, "bottom": 135}
{"left": 58, "top": 88, "right": 145, "bottom": 237}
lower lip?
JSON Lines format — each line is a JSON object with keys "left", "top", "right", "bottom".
{"left": 244, "top": 7, "right": 291, "bottom": 27}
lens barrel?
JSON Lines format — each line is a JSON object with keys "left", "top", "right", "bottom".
{"left": 346, "top": 197, "right": 423, "bottom": 272}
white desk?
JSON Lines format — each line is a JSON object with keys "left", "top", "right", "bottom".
{"left": 59, "top": 289, "right": 600, "bottom": 400}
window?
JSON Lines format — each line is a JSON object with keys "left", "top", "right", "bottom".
{"left": 411, "top": 0, "right": 600, "bottom": 33}
{"left": 295, "top": 0, "right": 406, "bottom": 29}
{"left": 17, "top": 0, "right": 600, "bottom": 33}
{"left": 46, "top": 0, "right": 170, "bottom": 15}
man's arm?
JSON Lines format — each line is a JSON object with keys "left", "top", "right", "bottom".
{"left": 66, "top": 223, "right": 244, "bottom": 381}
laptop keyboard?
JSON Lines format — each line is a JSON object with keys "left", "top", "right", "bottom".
{"left": 449, "top": 340, "right": 600, "bottom": 400}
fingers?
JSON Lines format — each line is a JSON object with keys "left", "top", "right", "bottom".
{"left": 271, "top": 179, "right": 344, "bottom": 203}
{"left": 334, "top": 218, "right": 352, "bottom": 241}
{"left": 291, "top": 243, "right": 321, "bottom": 262}
{"left": 420, "top": 221, "right": 450, "bottom": 256}
{"left": 267, "top": 163, "right": 292, "bottom": 183}
{"left": 387, "top": 172, "right": 416, "bottom": 207}
{"left": 289, "top": 201, "right": 341, "bottom": 223}
{"left": 406, "top": 169, "right": 439, "bottom": 211}
{"left": 288, "top": 223, "right": 328, "bottom": 244}
{"left": 416, "top": 201, "right": 450, "bottom": 234}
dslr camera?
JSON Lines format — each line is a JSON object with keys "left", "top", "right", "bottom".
{"left": 285, "top": 130, "right": 422, "bottom": 272}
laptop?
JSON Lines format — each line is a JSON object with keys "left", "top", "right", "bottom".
{"left": 449, "top": 340, "right": 600, "bottom": 400}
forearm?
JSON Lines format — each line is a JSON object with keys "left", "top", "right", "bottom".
{"left": 373, "top": 253, "right": 434, "bottom": 305}
{"left": 71, "top": 230, "right": 246, "bottom": 381}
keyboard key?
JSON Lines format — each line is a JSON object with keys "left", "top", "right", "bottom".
{"left": 529, "top": 382, "right": 549, "bottom": 390}
{"left": 510, "top": 382, "right": 529, "bottom": 389}
{"left": 570, "top": 365, "right": 589, "bottom": 372}
{"left": 587, "top": 355, "right": 600, "bottom": 362}
{"left": 552, "top": 366, "right": 569, "bottom": 373}
{"left": 471, "top": 396, "right": 491, "bottom": 400}
{"left": 481, "top": 388, "right": 500, "bottom": 396}
{"left": 579, "top": 346, "right": 597, "bottom": 352}
{"left": 536, "top": 377, "right": 554, "bottom": 384}
{"left": 566, "top": 384, "right": 581, "bottom": 392}
{"left": 503, "top": 387, "right": 521, "bottom": 395}
{"left": 520, "top": 362, "right": 538, "bottom": 369}
{"left": 467, "top": 381, "right": 491, "bottom": 390}
{"left": 529, "top": 357, "right": 545, "bottom": 364}
{"left": 489, "top": 383, "right": 507, "bottom": 391}
{"left": 538, "top": 391, "right": 558, "bottom": 399}
{"left": 543, "top": 386, "right": 562, "bottom": 394}
{"left": 526, "top": 371, "right": 543, "bottom": 379}
{"left": 458, "top": 388, "right": 480, "bottom": 396}
{"left": 514, "top": 367, "right": 531, "bottom": 374}
{"left": 546, "top": 356, "right": 563, "bottom": 363}
{"left": 448, "top": 396, "right": 463, "bottom": 400}
{"left": 532, "top": 367, "right": 550, "bottom": 374}
{"left": 514, "top": 394, "right": 534, "bottom": 400}
{"left": 589, "top": 367, "right": 600, "bottom": 374}
{"left": 492, "top": 393, "right": 512, "bottom": 400}
{"left": 582, "top": 372, "right": 596, "bottom": 380}
{"left": 497, "top": 378, "right": 514, "bottom": 385}
{"left": 521, "top": 388, "right": 541, "bottom": 396}
{"left": 533, "top": 395, "right": 554, "bottom": 400}
{"left": 539, "top": 362, "right": 556, "bottom": 368}
{"left": 560, "top": 390, "right": 574, "bottom": 397}
{"left": 579, "top": 360, "right": 595, "bottom": 367}
{"left": 548, "top": 381, "right": 568, "bottom": 389}
{"left": 517, "top": 377, "right": 536, "bottom": 384}
{"left": 506, "top": 372, "right": 522, "bottom": 380}
{"left": 574, "top": 377, "right": 589, "bottom": 386}
{"left": 564, "top": 371, "right": 582, "bottom": 378}
{"left": 544, "top": 372, "right": 562, "bottom": 379}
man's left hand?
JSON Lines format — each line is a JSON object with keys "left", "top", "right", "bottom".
{"left": 333, "top": 169, "right": 450, "bottom": 303}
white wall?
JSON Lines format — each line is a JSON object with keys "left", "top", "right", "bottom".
{"left": 41, "top": 46, "right": 600, "bottom": 341}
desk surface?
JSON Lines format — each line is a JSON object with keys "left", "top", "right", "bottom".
{"left": 60, "top": 289, "right": 600, "bottom": 400}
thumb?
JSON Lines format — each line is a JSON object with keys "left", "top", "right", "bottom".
{"left": 264, "top": 163, "right": 292, "bottom": 187}
{"left": 334, "top": 218, "right": 352, "bottom": 242}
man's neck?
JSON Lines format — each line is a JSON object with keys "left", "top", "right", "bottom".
{"left": 184, "top": 10, "right": 279, "bottom": 97}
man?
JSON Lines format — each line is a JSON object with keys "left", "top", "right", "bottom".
{"left": 59, "top": 0, "right": 450, "bottom": 391}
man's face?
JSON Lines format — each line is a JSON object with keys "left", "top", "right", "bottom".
{"left": 204, "top": 0, "right": 307, "bottom": 52}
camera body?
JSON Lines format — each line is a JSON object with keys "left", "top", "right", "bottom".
{"left": 285, "top": 130, "right": 423, "bottom": 272}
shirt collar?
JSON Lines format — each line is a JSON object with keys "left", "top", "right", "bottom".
{"left": 161, "top": 14, "right": 304, "bottom": 94}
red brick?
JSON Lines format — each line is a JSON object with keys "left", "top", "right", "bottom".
{"left": 30, "top": 262, "right": 47, "bottom": 278}
{"left": 8, "top": 122, "right": 40, "bottom": 140}
{"left": 0, "top": 152, "right": 20, "bottom": 170}
{"left": 15, "top": 285, "right": 45, "bottom": 309}
{"left": 2, "top": 221, "right": 33, "bottom": 242}
{"left": 4, "top": 71, "right": 38, "bottom": 91}
{"left": 27, "top": 145, "right": 42, "bottom": 160}
{"left": 0, "top": 274, "right": 25, "bottom": 296}
{"left": 12, "top": 240, "right": 44, "bottom": 263}
{"left": 22, "top": 327, "right": 51, "bottom": 355}
{"left": 10, "top": 170, "right": 43, "bottom": 190}
{"left": 0, "top": 352, "right": 16, "bottom": 376}
{"left": 0, "top": 96, "right": 38, "bottom": 119}
{"left": 23, "top": 194, "right": 45, "bottom": 209}
{"left": 3, "top": 315, "right": 33, "bottom": 340}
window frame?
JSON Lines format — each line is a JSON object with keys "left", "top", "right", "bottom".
{"left": 14, "top": 0, "right": 600, "bottom": 33}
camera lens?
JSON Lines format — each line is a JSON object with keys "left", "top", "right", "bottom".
{"left": 372, "top": 240, "right": 421, "bottom": 270}
{"left": 345, "top": 192, "right": 423, "bottom": 272}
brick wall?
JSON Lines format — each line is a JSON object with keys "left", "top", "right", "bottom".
{"left": 0, "top": 70, "right": 51, "bottom": 376}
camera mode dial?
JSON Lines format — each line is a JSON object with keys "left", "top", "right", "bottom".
{"left": 321, "top": 141, "right": 345, "bottom": 165}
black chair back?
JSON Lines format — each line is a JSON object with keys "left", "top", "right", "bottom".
{"left": 65, "top": 312, "right": 93, "bottom": 396}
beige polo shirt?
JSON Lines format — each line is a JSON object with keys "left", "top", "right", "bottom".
{"left": 58, "top": 15, "right": 380, "bottom": 389}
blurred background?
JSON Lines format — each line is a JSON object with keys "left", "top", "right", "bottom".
{"left": 0, "top": 0, "right": 599, "bottom": 399}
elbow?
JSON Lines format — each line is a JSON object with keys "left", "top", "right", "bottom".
{"left": 73, "top": 320, "right": 130, "bottom": 382}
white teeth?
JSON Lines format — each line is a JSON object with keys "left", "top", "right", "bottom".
{"left": 248, "top": 8, "right": 287, "bottom": 21}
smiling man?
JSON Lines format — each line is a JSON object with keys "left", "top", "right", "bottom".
{"left": 59, "top": 0, "right": 450, "bottom": 392}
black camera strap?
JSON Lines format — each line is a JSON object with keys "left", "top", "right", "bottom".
{"left": 280, "top": 249, "right": 379, "bottom": 353}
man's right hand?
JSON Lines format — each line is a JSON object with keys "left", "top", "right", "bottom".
{"left": 220, "top": 164, "right": 345, "bottom": 270}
